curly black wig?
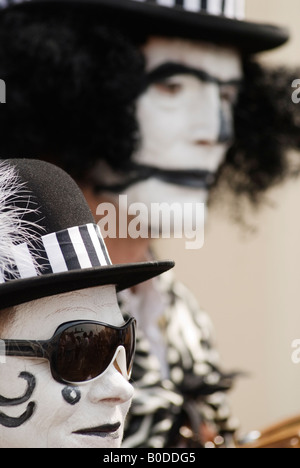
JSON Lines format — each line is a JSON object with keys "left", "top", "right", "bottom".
{"left": 218, "top": 59, "right": 300, "bottom": 204}
{"left": 0, "top": 8, "right": 299, "bottom": 204}
{"left": 0, "top": 8, "right": 145, "bottom": 180}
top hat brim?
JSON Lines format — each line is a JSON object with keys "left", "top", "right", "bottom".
{"left": 13, "top": 0, "right": 290, "bottom": 53}
{"left": 0, "top": 260, "right": 175, "bottom": 309}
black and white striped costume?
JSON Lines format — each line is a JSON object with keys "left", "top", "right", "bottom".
{"left": 121, "top": 270, "right": 238, "bottom": 448}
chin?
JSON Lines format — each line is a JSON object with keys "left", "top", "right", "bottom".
{"left": 49, "top": 432, "right": 123, "bottom": 449}
{"left": 124, "top": 180, "right": 207, "bottom": 241}
{"left": 68, "top": 435, "right": 122, "bottom": 449}
{"left": 126, "top": 178, "right": 209, "bottom": 208}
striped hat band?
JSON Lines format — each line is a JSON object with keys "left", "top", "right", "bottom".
{"left": 122, "top": 0, "right": 245, "bottom": 20}
{"left": 0, "top": 223, "right": 112, "bottom": 284}
{"left": 0, "top": 0, "right": 246, "bottom": 20}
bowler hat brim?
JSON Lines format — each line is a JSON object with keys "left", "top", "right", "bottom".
{"left": 0, "top": 260, "right": 175, "bottom": 309}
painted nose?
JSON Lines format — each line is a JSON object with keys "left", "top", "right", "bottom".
{"left": 87, "top": 347, "right": 134, "bottom": 406}
{"left": 188, "top": 84, "right": 221, "bottom": 145}
{"left": 218, "top": 102, "right": 234, "bottom": 143}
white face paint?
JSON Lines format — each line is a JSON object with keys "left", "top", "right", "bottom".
{"left": 0, "top": 286, "right": 134, "bottom": 448}
{"left": 123, "top": 37, "right": 243, "bottom": 232}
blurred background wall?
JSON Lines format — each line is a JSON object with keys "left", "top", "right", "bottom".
{"left": 155, "top": 0, "right": 300, "bottom": 436}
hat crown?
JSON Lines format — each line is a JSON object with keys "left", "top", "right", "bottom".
{"left": 0, "top": 160, "right": 112, "bottom": 285}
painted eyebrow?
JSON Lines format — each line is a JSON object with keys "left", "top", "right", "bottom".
{"left": 144, "top": 62, "right": 242, "bottom": 88}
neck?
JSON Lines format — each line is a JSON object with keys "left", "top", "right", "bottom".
{"left": 104, "top": 235, "right": 151, "bottom": 265}
{"left": 81, "top": 186, "right": 152, "bottom": 264}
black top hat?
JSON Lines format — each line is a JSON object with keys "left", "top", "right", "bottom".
{"left": 0, "top": 159, "right": 174, "bottom": 310}
{"left": 0, "top": 0, "right": 289, "bottom": 53}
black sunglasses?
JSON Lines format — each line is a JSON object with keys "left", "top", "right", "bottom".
{"left": 1, "top": 318, "right": 136, "bottom": 385}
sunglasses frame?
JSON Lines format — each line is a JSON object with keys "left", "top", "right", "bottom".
{"left": 1, "top": 317, "right": 136, "bottom": 385}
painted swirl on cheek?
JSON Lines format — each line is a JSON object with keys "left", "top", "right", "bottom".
{"left": 0, "top": 402, "right": 36, "bottom": 428}
{"left": 62, "top": 386, "right": 81, "bottom": 406}
{"left": 0, "top": 372, "right": 36, "bottom": 407}
{"left": 0, "top": 372, "right": 37, "bottom": 428}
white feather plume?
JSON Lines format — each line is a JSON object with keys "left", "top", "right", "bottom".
{"left": 0, "top": 161, "right": 42, "bottom": 279}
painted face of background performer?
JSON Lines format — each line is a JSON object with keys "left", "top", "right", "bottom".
{"left": 0, "top": 285, "right": 134, "bottom": 448}
{"left": 122, "top": 38, "right": 243, "bottom": 233}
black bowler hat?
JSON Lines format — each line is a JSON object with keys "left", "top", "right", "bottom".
{"left": 0, "top": 0, "right": 289, "bottom": 53}
{"left": 0, "top": 159, "right": 174, "bottom": 309}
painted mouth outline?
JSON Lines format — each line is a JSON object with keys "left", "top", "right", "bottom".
{"left": 94, "top": 163, "right": 216, "bottom": 192}
{"left": 73, "top": 422, "right": 121, "bottom": 438}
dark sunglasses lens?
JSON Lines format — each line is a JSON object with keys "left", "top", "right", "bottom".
{"left": 54, "top": 321, "right": 135, "bottom": 383}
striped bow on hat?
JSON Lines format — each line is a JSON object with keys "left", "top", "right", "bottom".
{"left": 0, "top": 159, "right": 174, "bottom": 310}
{"left": 0, "top": 0, "right": 289, "bottom": 53}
